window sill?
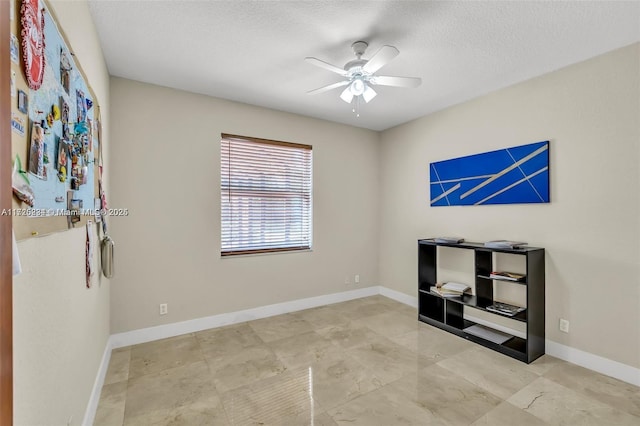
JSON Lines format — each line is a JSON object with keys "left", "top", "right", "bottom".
{"left": 220, "top": 248, "right": 313, "bottom": 259}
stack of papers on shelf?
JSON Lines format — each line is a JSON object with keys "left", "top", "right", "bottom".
{"left": 484, "top": 240, "right": 528, "bottom": 249}
{"left": 434, "top": 237, "right": 465, "bottom": 244}
{"left": 486, "top": 302, "right": 526, "bottom": 317}
{"left": 442, "top": 282, "right": 470, "bottom": 293}
{"left": 430, "top": 286, "right": 466, "bottom": 298}
{"left": 430, "top": 281, "right": 471, "bottom": 298}
{"left": 489, "top": 271, "right": 525, "bottom": 281}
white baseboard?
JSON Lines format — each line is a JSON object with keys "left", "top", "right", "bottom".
{"left": 110, "top": 286, "right": 379, "bottom": 349}
{"left": 86, "top": 284, "right": 639, "bottom": 424}
{"left": 545, "top": 340, "right": 640, "bottom": 387}
{"left": 379, "top": 286, "right": 418, "bottom": 308}
{"left": 82, "top": 337, "right": 113, "bottom": 426}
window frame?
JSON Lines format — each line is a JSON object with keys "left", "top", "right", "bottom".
{"left": 220, "top": 133, "right": 313, "bottom": 257}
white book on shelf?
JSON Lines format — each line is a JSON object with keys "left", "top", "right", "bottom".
{"left": 489, "top": 271, "right": 525, "bottom": 281}
{"left": 441, "top": 282, "right": 470, "bottom": 293}
{"left": 484, "top": 240, "right": 528, "bottom": 249}
{"left": 464, "top": 324, "right": 513, "bottom": 344}
{"left": 434, "top": 237, "right": 465, "bottom": 244}
{"left": 430, "top": 286, "right": 465, "bottom": 298}
{"left": 486, "top": 302, "right": 525, "bottom": 317}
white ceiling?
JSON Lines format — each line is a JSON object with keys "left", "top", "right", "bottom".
{"left": 87, "top": 1, "right": 640, "bottom": 131}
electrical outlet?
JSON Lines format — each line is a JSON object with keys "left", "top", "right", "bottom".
{"left": 559, "top": 318, "right": 569, "bottom": 333}
{"left": 159, "top": 303, "right": 168, "bottom": 315}
{"left": 354, "top": 274, "right": 360, "bottom": 284}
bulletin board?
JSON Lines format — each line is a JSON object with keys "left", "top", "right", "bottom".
{"left": 9, "top": 0, "right": 104, "bottom": 241}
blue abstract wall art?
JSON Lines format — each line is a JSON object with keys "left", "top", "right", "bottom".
{"left": 430, "top": 141, "right": 549, "bottom": 206}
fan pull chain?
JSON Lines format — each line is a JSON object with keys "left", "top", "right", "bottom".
{"left": 352, "top": 96, "right": 361, "bottom": 117}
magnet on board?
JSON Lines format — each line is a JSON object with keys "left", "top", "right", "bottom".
{"left": 74, "top": 121, "right": 88, "bottom": 135}
{"left": 41, "top": 119, "right": 51, "bottom": 135}
{"left": 10, "top": 71, "right": 16, "bottom": 98}
{"left": 10, "top": 34, "right": 19, "bottom": 63}
{"left": 11, "top": 113, "right": 25, "bottom": 136}
{"left": 58, "top": 166, "right": 66, "bottom": 183}
{"left": 52, "top": 104, "right": 61, "bottom": 120}
{"left": 17, "top": 90, "right": 28, "bottom": 114}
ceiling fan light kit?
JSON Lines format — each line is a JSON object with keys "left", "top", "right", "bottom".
{"left": 306, "top": 40, "right": 421, "bottom": 117}
{"left": 350, "top": 78, "right": 365, "bottom": 96}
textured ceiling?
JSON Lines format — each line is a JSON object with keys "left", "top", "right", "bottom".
{"left": 87, "top": 1, "right": 640, "bottom": 131}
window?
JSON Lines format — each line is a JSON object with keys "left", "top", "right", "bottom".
{"left": 221, "top": 134, "right": 312, "bottom": 256}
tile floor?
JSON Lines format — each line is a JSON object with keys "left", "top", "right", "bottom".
{"left": 95, "top": 295, "right": 640, "bottom": 425}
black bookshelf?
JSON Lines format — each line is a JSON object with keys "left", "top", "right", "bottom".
{"left": 418, "top": 239, "right": 545, "bottom": 363}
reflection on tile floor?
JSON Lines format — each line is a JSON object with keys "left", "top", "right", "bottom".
{"left": 95, "top": 296, "right": 640, "bottom": 425}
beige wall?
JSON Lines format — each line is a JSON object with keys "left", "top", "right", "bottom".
{"left": 12, "top": 1, "right": 111, "bottom": 424}
{"left": 109, "top": 78, "right": 379, "bottom": 333}
{"left": 379, "top": 43, "right": 640, "bottom": 368}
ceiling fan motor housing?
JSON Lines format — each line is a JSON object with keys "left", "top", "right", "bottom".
{"left": 345, "top": 41, "right": 370, "bottom": 76}
{"left": 344, "top": 60, "right": 368, "bottom": 73}
{"left": 351, "top": 41, "right": 368, "bottom": 57}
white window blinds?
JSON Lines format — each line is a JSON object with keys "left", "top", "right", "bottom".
{"left": 221, "top": 134, "right": 312, "bottom": 256}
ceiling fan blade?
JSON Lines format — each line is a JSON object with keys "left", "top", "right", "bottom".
{"left": 305, "top": 57, "right": 349, "bottom": 76}
{"left": 362, "top": 85, "right": 377, "bottom": 103}
{"left": 307, "top": 80, "right": 349, "bottom": 95}
{"left": 339, "top": 86, "right": 354, "bottom": 103}
{"left": 362, "top": 45, "right": 399, "bottom": 74}
{"left": 370, "top": 75, "right": 422, "bottom": 88}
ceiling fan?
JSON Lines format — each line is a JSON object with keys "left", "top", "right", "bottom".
{"left": 305, "top": 41, "right": 421, "bottom": 116}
